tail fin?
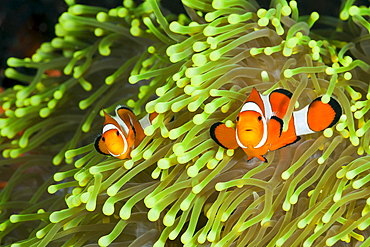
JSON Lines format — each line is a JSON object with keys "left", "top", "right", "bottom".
{"left": 307, "top": 97, "right": 342, "bottom": 131}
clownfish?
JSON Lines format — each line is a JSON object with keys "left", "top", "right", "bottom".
{"left": 94, "top": 106, "right": 157, "bottom": 159}
{"left": 210, "top": 88, "right": 342, "bottom": 162}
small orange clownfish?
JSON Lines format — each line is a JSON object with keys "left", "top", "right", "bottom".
{"left": 94, "top": 106, "right": 157, "bottom": 159}
{"left": 210, "top": 88, "right": 342, "bottom": 162}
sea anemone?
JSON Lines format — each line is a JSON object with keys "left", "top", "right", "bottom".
{"left": 0, "top": 0, "right": 369, "bottom": 246}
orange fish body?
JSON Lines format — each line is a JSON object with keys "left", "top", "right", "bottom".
{"left": 94, "top": 106, "right": 157, "bottom": 159}
{"left": 210, "top": 88, "right": 342, "bottom": 162}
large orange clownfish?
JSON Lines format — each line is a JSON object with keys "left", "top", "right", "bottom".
{"left": 94, "top": 106, "right": 157, "bottom": 159}
{"left": 210, "top": 88, "right": 342, "bottom": 162}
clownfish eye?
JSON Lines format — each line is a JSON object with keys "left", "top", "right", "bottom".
{"left": 236, "top": 116, "right": 239, "bottom": 121}
{"left": 258, "top": 116, "right": 262, "bottom": 121}
{"left": 102, "top": 137, "right": 105, "bottom": 142}
{"left": 116, "top": 131, "right": 120, "bottom": 136}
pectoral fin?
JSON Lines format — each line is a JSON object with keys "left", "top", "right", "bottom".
{"left": 210, "top": 122, "right": 239, "bottom": 149}
{"left": 94, "top": 134, "right": 109, "bottom": 155}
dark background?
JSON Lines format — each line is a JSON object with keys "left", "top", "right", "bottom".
{"left": 0, "top": 0, "right": 367, "bottom": 88}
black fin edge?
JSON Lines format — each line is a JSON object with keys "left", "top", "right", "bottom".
{"left": 210, "top": 122, "right": 229, "bottom": 149}
{"left": 275, "top": 136, "right": 301, "bottom": 150}
{"left": 128, "top": 119, "right": 137, "bottom": 138}
{"left": 94, "top": 134, "right": 109, "bottom": 155}
{"left": 247, "top": 156, "right": 268, "bottom": 163}
{"left": 115, "top": 105, "right": 134, "bottom": 114}
{"left": 116, "top": 105, "right": 137, "bottom": 137}
{"left": 327, "top": 97, "right": 342, "bottom": 128}
{"left": 271, "top": 116, "right": 284, "bottom": 137}
{"left": 271, "top": 88, "right": 293, "bottom": 98}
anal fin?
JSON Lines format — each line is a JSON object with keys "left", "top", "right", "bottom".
{"left": 270, "top": 117, "right": 300, "bottom": 151}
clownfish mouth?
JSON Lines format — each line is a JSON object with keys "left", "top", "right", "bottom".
{"left": 245, "top": 129, "right": 253, "bottom": 131}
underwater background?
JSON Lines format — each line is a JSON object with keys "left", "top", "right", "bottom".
{"left": 0, "top": 0, "right": 369, "bottom": 246}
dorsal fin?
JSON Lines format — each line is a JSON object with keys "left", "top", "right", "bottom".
{"left": 269, "top": 88, "right": 292, "bottom": 119}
